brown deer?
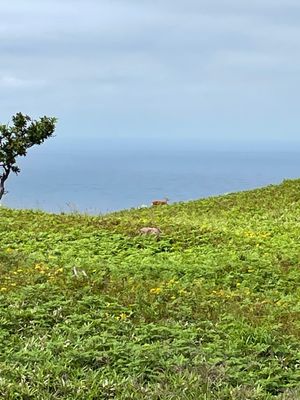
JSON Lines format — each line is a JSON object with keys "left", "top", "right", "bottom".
{"left": 139, "top": 227, "right": 161, "bottom": 236}
{"left": 151, "top": 198, "right": 169, "bottom": 206}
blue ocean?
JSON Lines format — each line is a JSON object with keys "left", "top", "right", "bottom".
{"left": 3, "top": 137, "right": 300, "bottom": 214}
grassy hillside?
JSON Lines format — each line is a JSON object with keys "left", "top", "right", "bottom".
{"left": 0, "top": 179, "right": 300, "bottom": 399}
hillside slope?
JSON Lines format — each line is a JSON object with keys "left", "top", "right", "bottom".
{"left": 0, "top": 179, "right": 300, "bottom": 399}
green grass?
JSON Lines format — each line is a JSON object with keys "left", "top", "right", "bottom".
{"left": 0, "top": 179, "right": 300, "bottom": 399}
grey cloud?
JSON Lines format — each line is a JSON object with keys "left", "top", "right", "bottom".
{"left": 0, "top": 75, "right": 46, "bottom": 89}
{"left": 0, "top": 0, "right": 299, "bottom": 142}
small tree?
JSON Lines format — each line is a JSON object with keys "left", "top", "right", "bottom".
{"left": 0, "top": 112, "right": 57, "bottom": 200}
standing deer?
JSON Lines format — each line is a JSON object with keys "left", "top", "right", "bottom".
{"left": 151, "top": 198, "right": 169, "bottom": 206}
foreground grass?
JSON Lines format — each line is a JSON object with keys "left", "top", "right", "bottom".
{"left": 0, "top": 179, "right": 300, "bottom": 399}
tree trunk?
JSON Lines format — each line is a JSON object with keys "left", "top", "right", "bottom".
{"left": 0, "top": 182, "right": 4, "bottom": 200}
{"left": 0, "top": 168, "right": 10, "bottom": 200}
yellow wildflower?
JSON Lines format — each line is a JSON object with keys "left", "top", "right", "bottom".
{"left": 150, "top": 287, "right": 162, "bottom": 294}
{"left": 167, "top": 279, "right": 177, "bottom": 286}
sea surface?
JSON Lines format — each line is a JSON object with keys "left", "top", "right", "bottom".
{"left": 3, "top": 139, "right": 300, "bottom": 214}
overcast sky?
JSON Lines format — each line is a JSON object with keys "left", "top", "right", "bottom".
{"left": 1, "top": 0, "right": 300, "bottom": 148}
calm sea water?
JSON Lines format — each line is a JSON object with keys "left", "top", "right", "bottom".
{"left": 3, "top": 140, "right": 300, "bottom": 214}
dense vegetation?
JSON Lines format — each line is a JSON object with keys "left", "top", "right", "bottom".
{"left": 0, "top": 179, "right": 300, "bottom": 399}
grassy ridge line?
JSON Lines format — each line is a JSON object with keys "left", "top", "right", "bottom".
{"left": 0, "top": 179, "right": 299, "bottom": 399}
